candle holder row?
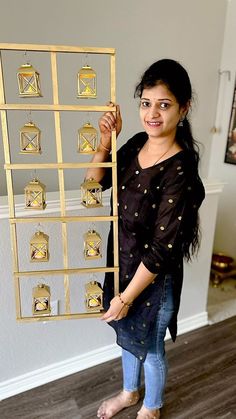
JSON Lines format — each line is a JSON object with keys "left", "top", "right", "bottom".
{"left": 24, "top": 177, "right": 103, "bottom": 210}
{"left": 33, "top": 280, "right": 104, "bottom": 316}
{"left": 19, "top": 120, "right": 98, "bottom": 155}
{"left": 30, "top": 228, "right": 102, "bottom": 263}
{"left": 17, "top": 62, "right": 97, "bottom": 99}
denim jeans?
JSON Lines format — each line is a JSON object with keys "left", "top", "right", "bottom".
{"left": 122, "top": 274, "right": 175, "bottom": 409}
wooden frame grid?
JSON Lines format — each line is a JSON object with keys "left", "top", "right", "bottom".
{"left": 0, "top": 43, "right": 119, "bottom": 321}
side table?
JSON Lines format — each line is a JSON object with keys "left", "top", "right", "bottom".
{"left": 210, "top": 265, "right": 236, "bottom": 287}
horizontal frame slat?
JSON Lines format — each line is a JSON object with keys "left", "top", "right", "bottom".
{"left": 0, "top": 104, "right": 116, "bottom": 112}
{"left": 15, "top": 266, "right": 119, "bottom": 277}
{"left": 10, "top": 215, "right": 117, "bottom": 223}
{"left": 0, "top": 43, "right": 115, "bottom": 54}
{"left": 17, "top": 312, "right": 104, "bottom": 322}
{"left": 5, "top": 162, "right": 115, "bottom": 169}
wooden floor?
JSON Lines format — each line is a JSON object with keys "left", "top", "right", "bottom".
{"left": 1, "top": 316, "right": 236, "bottom": 419}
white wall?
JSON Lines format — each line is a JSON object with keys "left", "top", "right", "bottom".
{"left": 0, "top": 0, "right": 227, "bottom": 195}
{"left": 208, "top": 0, "right": 236, "bottom": 258}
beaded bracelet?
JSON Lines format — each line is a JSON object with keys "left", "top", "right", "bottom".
{"left": 118, "top": 293, "right": 133, "bottom": 308}
{"left": 99, "top": 141, "right": 110, "bottom": 152}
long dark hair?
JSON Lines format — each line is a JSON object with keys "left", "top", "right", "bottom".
{"left": 134, "top": 59, "right": 201, "bottom": 260}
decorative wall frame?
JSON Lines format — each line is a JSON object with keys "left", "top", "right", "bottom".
{"left": 0, "top": 43, "right": 119, "bottom": 322}
{"left": 224, "top": 79, "right": 236, "bottom": 165}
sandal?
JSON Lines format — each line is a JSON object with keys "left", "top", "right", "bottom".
{"left": 97, "top": 389, "right": 140, "bottom": 419}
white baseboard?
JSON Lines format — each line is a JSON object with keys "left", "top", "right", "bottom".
{"left": 166, "top": 310, "right": 209, "bottom": 339}
{"left": 0, "top": 311, "right": 208, "bottom": 401}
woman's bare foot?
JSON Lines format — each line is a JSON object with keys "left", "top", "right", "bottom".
{"left": 97, "top": 389, "right": 140, "bottom": 419}
{"left": 136, "top": 404, "right": 160, "bottom": 419}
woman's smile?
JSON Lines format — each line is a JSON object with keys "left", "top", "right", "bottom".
{"left": 146, "top": 121, "right": 161, "bottom": 127}
{"left": 146, "top": 121, "right": 162, "bottom": 127}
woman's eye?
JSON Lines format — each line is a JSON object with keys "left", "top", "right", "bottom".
{"left": 140, "top": 101, "right": 150, "bottom": 108}
{"left": 159, "top": 102, "right": 169, "bottom": 109}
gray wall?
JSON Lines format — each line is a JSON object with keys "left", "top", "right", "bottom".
{"left": 0, "top": 0, "right": 227, "bottom": 195}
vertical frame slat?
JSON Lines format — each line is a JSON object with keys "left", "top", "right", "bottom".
{"left": 0, "top": 51, "right": 21, "bottom": 317}
{"left": 51, "top": 51, "right": 70, "bottom": 314}
{"left": 110, "top": 53, "right": 116, "bottom": 104}
{"left": 110, "top": 53, "right": 119, "bottom": 295}
{"left": 11, "top": 225, "right": 22, "bottom": 318}
{"left": 0, "top": 52, "right": 15, "bottom": 217}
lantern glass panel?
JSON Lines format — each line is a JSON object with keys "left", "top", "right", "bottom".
{"left": 78, "top": 122, "right": 98, "bottom": 153}
{"left": 17, "top": 64, "right": 42, "bottom": 97}
{"left": 20, "top": 122, "right": 41, "bottom": 154}
{"left": 77, "top": 65, "right": 96, "bottom": 98}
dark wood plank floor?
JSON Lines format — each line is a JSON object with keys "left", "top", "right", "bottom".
{"left": 1, "top": 316, "right": 236, "bottom": 419}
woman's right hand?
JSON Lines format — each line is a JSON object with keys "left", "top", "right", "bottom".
{"left": 99, "top": 103, "right": 122, "bottom": 146}
{"left": 101, "top": 295, "right": 130, "bottom": 322}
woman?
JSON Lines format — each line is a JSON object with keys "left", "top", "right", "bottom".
{"left": 86, "top": 59, "right": 205, "bottom": 419}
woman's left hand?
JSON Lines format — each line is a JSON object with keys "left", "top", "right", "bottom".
{"left": 101, "top": 295, "right": 129, "bottom": 322}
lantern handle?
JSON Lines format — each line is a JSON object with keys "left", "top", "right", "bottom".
{"left": 89, "top": 221, "right": 96, "bottom": 232}
{"left": 27, "top": 110, "right": 32, "bottom": 123}
{"left": 37, "top": 276, "right": 45, "bottom": 287}
{"left": 23, "top": 50, "right": 30, "bottom": 65}
{"left": 89, "top": 273, "right": 98, "bottom": 283}
{"left": 36, "top": 222, "right": 43, "bottom": 233}
{"left": 30, "top": 169, "right": 38, "bottom": 181}
{"left": 86, "top": 112, "right": 90, "bottom": 124}
{"left": 83, "top": 53, "right": 88, "bottom": 67}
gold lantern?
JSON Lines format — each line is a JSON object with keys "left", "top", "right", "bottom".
{"left": 24, "top": 178, "right": 46, "bottom": 210}
{"left": 84, "top": 229, "right": 102, "bottom": 260}
{"left": 78, "top": 122, "right": 98, "bottom": 154}
{"left": 20, "top": 121, "right": 41, "bottom": 154}
{"left": 17, "top": 63, "right": 42, "bottom": 97}
{"left": 85, "top": 280, "right": 103, "bottom": 312}
{"left": 81, "top": 178, "right": 102, "bottom": 208}
{"left": 77, "top": 65, "right": 97, "bottom": 98}
{"left": 32, "top": 283, "right": 51, "bottom": 315}
{"left": 30, "top": 230, "right": 49, "bottom": 262}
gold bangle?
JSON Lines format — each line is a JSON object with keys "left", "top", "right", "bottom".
{"left": 118, "top": 293, "right": 133, "bottom": 308}
{"left": 99, "top": 141, "right": 110, "bottom": 152}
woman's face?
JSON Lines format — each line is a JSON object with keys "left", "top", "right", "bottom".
{"left": 139, "top": 83, "right": 186, "bottom": 141}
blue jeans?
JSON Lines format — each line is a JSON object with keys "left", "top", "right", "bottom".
{"left": 122, "top": 275, "right": 175, "bottom": 409}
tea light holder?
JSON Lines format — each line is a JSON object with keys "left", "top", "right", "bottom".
{"left": 81, "top": 178, "right": 102, "bottom": 208}
{"left": 85, "top": 280, "right": 103, "bottom": 312}
{"left": 84, "top": 229, "right": 102, "bottom": 260}
{"left": 17, "top": 63, "right": 42, "bottom": 97}
{"left": 30, "top": 230, "right": 49, "bottom": 262}
{"left": 24, "top": 178, "right": 46, "bottom": 210}
{"left": 20, "top": 121, "right": 41, "bottom": 154}
{"left": 32, "top": 283, "right": 51, "bottom": 315}
{"left": 78, "top": 122, "right": 98, "bottom": 154}
{"left": 77, "top": 65, "right": 96, "bottom": 98}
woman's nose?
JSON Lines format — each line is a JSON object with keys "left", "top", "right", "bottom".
{"left": 148, "top": 105, "right": 160, "bottom": 118}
